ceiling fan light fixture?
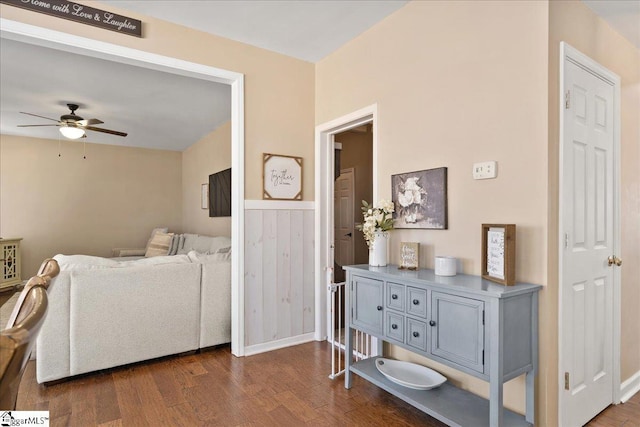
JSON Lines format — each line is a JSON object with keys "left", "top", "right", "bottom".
{"left": 59, "top": 125, "right": 85, "bottom": 139}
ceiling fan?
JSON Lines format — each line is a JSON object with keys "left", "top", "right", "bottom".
{"left": 18, "top": 103, "right": 128, "bottom": 139}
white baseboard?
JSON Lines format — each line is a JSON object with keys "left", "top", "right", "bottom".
{"left": 620, "top": 370, "right": 640, "bottom": 403}
{"left": 244, "top": 332, "right": 317, "bottom": 356}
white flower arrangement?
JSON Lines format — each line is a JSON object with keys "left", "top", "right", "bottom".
{"left": 356, "top": 199, "right": 395, "bottom": 248}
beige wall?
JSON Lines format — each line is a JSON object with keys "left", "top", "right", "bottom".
{"left": 0, "top": 135, "right": 182, "bottom": 277}
{"left": 549, "top": 0, "right": 640, "bottom": 388}
{"left": 0, "top": 1, "right": 315, "bottom": 201}
{"left": 182, "top": 121, "right": 232, "bottom": 236}
{"left": 317, "top": 0, "right": 550, "bottom": 421}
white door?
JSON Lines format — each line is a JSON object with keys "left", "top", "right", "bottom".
{"left": 334, "top": 168, "right": 355, "bottom": 270}
{"left": 560, "top": 52, "right": 619, "bottom": 426}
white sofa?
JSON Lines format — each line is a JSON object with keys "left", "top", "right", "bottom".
{"left": 36, "top": 236, "right": 231, "bottom": 384}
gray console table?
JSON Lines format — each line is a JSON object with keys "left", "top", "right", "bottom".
{"left": 344, "top": 265, "right": 541, "bottom": 427}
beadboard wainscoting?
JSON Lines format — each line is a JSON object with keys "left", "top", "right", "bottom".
{"left": 244, "top": 200, "right": 315, "bottom": 354}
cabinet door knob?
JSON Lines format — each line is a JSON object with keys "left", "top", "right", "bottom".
{"left": 391, "top": 294, "right": 398, "bottom": 300}
{"left": 377, "top": 305, "right": 383, "bottom": 311}
{"left": 413, "top": 299, "right": 420, "bottom": 305}
{"left": 412, "top": 331, "right": 420, "bottom": 338}
{"left": 391, "top": 324, "right": 398, "bottom": 330}
{"left": 429, "top": 320, "right": 436, "bottom": 327}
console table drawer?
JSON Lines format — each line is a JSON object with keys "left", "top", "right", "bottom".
{"left": 385, "top": 311, "right": 404, "bottom": 343}
{"left": 386, "top": 282, "right": 405, "bottom": 311}
{"left": 406, "top": 318, "right": 428, "bottom": 352}
{"left": 407, "top": 286, "right": 427, "bottom": 318}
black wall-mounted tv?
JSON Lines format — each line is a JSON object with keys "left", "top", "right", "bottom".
{"left": 209, "top": 168, "right": 231, "bottom": 217}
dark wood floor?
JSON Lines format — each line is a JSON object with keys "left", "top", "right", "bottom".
{"left": 587, "top": 391, "right": 640, "bottom": 427}
{"left": 17, "top": 342, "right": 448, "bottom": 426}
{"left": 15, "top": 341, "right": 640, "bottom": 427}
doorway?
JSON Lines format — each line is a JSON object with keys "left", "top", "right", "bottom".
{"left": 334, "top": 124, "right": 373, "bottom": 282}
{"left": 315, "top": 104, "right": 378, "bottom": 340}
{"left": 315, "top": 106, "right": 377, "bottom": 379}
{"left": 558, "top": 42, "right": 621, "bottom": 426}
{"left": 0, "top": 18, "right": 246, "bottom": 356}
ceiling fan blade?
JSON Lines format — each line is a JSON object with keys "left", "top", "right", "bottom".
{"left": 84, "top": 126, "right": 127, "bottom": 137}
{"left": 77, "top": 118, "right": 104, "bottom": 126}
{"left": 19, "top": 112, "right": 60, "bottom": 122}
{"left": 17, "top": 124, "right": 60, "bottom": 127}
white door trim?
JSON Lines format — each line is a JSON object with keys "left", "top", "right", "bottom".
{"left": 558, "top": 42, "right": 622, "bottom": 417}
{"left": 314, "top": 104, "right": 378, "bottom": 340}
{"left": 0, "top": 18, "right": 247, "bottom": 356}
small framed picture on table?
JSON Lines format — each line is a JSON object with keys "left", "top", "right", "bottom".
{"left": 481, "top": 224, "right": 516, "bottom": 285}
{"left": 399, "top": 242, "right": 419, "bottom": 270}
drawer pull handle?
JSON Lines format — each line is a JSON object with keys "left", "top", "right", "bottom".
{"left": 391, "top": 324, "right": 398, "bottom": 330}
{"left": 413, "top": 299, "right": 420, "bottom": 305}
{"left": 429, "top": 320, "right": 436, "bottom": 327}
{"left": 412, "top": 331, "right": 420, "bottom": 338}
{"left": 391, "top": 294, "right": 398, "bottom": 300}
{"left": 377, "top": 305, "right": 383, "bottom": 311}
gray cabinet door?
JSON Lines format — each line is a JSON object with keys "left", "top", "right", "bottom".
{"left": 431, "top": 292, "right": 484, "bottom": 373}
{"left": 351, "top": 275, "right": 383, "bottom": 334}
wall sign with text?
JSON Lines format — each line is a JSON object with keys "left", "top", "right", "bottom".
{"left": 262, "top": 153, "right": 303, "bottom": 200}
{"left": 481, "top": 224, "right": 516, "bottom": 286}
{"left": 1, "top": 0, "right": 143, "bottom": 37}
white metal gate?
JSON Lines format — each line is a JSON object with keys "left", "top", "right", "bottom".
{"left": 328, "top": 281, "right": 372, "bottom": 379}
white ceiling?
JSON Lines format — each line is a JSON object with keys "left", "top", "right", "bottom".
{"left": 101, "top": 0, "right": 640, "bottom": 57}
{"left": 1, "top": 0, "right": 637, "bottom": 152}
{"left": 582, "top": 0, "right": 640, "bottom": 49}
{"left": 100, "top": 0, "right": 411, "bottom": 63}
{"left": 0, "top": 38, "right": 231, "bottom": 151}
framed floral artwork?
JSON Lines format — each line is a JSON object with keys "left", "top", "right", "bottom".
{"left": 391, "top": 167, "right": 448, "bottom": 229}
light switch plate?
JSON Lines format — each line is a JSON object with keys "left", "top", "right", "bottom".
{"left": 473, "top": 161, "right": 498, "bottom": 180}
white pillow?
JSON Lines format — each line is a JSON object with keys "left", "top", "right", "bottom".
{"left": 167, "top": 235, "right": 180, "bottom": 256}
{"left": 177, "top": 233, "right": 199, "bottom": 255}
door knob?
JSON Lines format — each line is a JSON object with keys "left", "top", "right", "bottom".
{"left": 608, "top": 255, "right": 623, "bottom": 267}
{"left": 345, "top": 232, "right": 352, "bottom": 237}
